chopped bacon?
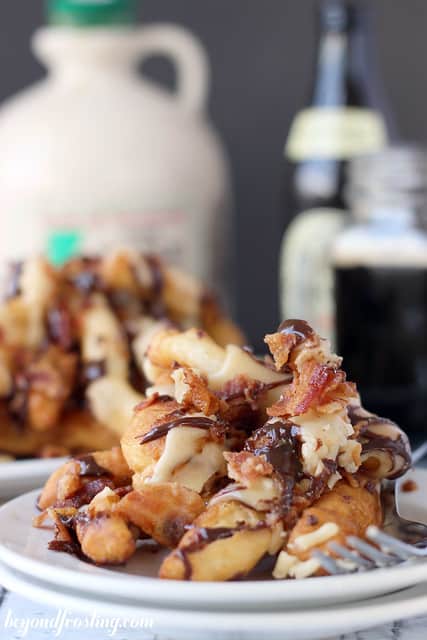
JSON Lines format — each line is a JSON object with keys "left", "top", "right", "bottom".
{"left": 224, "top": 451, "right": 274, "bottom": 484}
{"left": 55, "top": 478, "right": 115, "bottom": 510}
{"left": 267, "top": 360, "right": 356, "bottom": 417}
{"left": 217, "top": 374, "right": 286, "bottom": 410}
{"left": 178, "top": 368, "right": 221, "bottom": 415}
{"left": 134, "top": 393, "right": 172, "bottom": 413}
{"left": 264, "top": 332, "right": 298, "bottom": 372}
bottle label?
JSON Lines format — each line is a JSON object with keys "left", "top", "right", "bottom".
{"left": 280, "top": 207, "right": 346, "bottom": 346}
{"left": 285, "top": 107, "right": 387, "bottom": 161}
{"left": 44, "top": 209, "right": 189, "bottom": 268}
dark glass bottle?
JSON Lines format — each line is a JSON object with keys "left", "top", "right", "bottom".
{"left": 280, "top": 0, "right": 395, "bottom": 343}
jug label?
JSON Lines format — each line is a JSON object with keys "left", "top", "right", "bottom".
{"left": 44, "top": 209, "right": 188, "bottom": 267}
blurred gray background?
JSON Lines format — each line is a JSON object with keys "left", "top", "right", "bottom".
{"left": 0, "top": 1, "right": 425, "bottom": 346}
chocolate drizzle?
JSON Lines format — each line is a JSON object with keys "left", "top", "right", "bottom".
{"left": 4, "top": 262, "right": 23, "bottom": 300}
{"left": 176, "top": 523, "right": 267, "bottom": 580}
{"left": 142, "top": 254, "right": 166, "bottom": 318}
{"left": 138, "top": 413, "right": 216, "bottom": 445}
{"left": 349, "top": 405, "right": 412, "bottom": 479}
{"left": 218, "top": 378, "right": 289, "bottom": 403}
{"left": 245, "top": 421, "right": 302, "bottom": 480}
{"left": 361, "top": 432, "right": 411, "bottom": 479}
{"left": 278, "top": 319, "right": 314, "bottom": 343}
{"left": 145, "top": 254, "right": 164, "bottom": 298}
{"left": 47, "top": 305, "right": 75, "bottom": 351}
{"left": 245, "top": 420, "right": 303, "bottom": 520}
{"left": 76, "top": 454, "right": 111, "bottom": 478}
{"left": 48, "top": 511, "right": 91, "bottom": 561}
{"left": 56, "top": 478, "right": 115, "bottom": 509}
{"left": 347, "top": 405, "right": 392, "bottom": 429}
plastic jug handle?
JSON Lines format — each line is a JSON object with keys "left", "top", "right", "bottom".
{"left": 137, "top": 24, "right": 210, "bottom": 114}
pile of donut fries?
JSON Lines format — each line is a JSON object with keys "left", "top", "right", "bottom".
{"left": 0, "top": 250, "right": 243, "bottom": 459}
{"left": 35, "top": 317, "right": 411, "bottom": 581}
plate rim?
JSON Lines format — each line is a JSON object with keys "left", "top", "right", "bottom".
{"left": 1, "top": 561, "right": 427, "bottom": 636}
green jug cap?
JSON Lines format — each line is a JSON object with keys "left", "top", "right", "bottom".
{"left": 47, "top": 0, "right": 137, "bottom": 27}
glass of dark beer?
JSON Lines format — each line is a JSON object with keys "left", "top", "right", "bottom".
{"left": 333, "top": 146, "right": 427, "bottom": 438}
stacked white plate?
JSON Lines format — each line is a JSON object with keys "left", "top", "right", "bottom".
{"left": 0, "top": 457, "right": 67, "bottom": 501}
{"left": 0, "top": 475, "right": 426, "bottom": 639}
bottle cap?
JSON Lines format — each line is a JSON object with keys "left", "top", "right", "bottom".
{"left": 46, "top": 0, "right": 138, "bottom": 27}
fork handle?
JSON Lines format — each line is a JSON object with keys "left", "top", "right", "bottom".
{"left": 412, "top": 441, "right": 427, "bottom": 465}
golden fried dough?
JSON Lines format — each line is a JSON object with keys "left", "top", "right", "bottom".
{"left": 117, "top": 484, "right": 204, "bottom": 548}
{"left": 76, "top": 513, "right": 136, "bottom": 565}
{"left": 37, "top": 446, "right": 131, "bottom": 510}
{"left": 287, "top": 478, "right": 382, "bottom": 561}
{"left": 160, "top": 501, "right": 281, "bottom": 581}
{"left": 120, "top": 398, "right": 179, "bottom": 477}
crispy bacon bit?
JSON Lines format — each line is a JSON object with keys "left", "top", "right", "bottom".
{"left": 264, "top": 332, "right": 299, "bottom": 372}
{"left": 267, "top": 361, "right": 356, "bottom": 417}
{"left": 224, "top": 451, "right": 274, "bottom": 484}
{"left": 56, "top": 478, "right": 115, "bottom": 510}
{"left": 218, "top": 374, "right": 287, "bottom": 410}
{"left": 134, "top": 393, "right": 171, "bottom": 413}
{"left": 178, "top": 368, "right": 221, "bottom": 415}
{"left": 47, "top": 507, "right": 77, "bottom": 542}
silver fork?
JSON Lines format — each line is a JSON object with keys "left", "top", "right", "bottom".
{"left": 312, "top": 442, "right": 427, "bottom": 576}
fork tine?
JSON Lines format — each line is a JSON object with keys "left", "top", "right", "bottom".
{"left": 346, "top": 536, "right": 400, "bottom": 566}
{"left": 311, "top": 551, "right": 350, "bottom": 575}
{"left": 328, "top": 542, "right": 375, "bottom": 569}
{"left": 367, "top": 526, "right": 427, "bottom": 558}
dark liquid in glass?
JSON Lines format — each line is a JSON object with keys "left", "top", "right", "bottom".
{"left": 335, "top": 265, "right": 427, "bottom": 435}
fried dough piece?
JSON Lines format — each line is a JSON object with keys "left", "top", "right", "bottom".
{"left": 160, "top": 501, "right": 282, "bottom": 581}
{"left": 117, "top": 484, "right": 204, "bottom": 548}
{"left": 121, "top": 396, "right": 227, "bottom": 493}
{"left": 272, "top": 477, "right": 382, "bottom": 579}
{"left": 0, "top": 258, "right": 57, "bottom": 348}
{"left": 287, "top": 478, "right": 382, "bottom": 562}
{"left": 120, "top": 397, "right": 179, "bottom": 478}
{"left": 38, "top": 460, "right": 81, "bottom": 510}
{"left": 79, "top": 298, "right": 129, "bottom": 380}
{"left": 349, "top": 404, "right": 411, "bottom": 480}
{"left": 0, "top": 251, "right": 244, "bottom": 460}
{"left": 86, "top": 376, "right": 144, "bottom": 437}
{"left": 76, "top": 512, "right": 137, "bottom": 565}
{"left": 38, "top": 446, "right": 131, "bottom": 510}
{"left": 0, "top": 406, "right": 118, "bottom": 458}
{"left": 50, "top": 486, "right": 138, "bottom": 565}
{"left": 25, "top": 346, "right": 77, "bottom": 431}
{"left": 100, "top": 250, "right": 245, "bottom": 347}
{"left": 52, "top": 410, "right": 119, "bottom": 453}
{"left": 140, "top": 328, "right": 289, "bottom": 419}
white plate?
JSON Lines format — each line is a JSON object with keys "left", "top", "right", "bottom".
{"left": 0, "top": 457, "right": 66, "bottom": 501}
{"left": 0, "top": 483, "right": 427, "bottom": 611}
{"left": 1, "top": 561, "right": 427, "bottom": 640}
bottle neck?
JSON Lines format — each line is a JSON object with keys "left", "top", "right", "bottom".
{"left": 312, "top": 8, "right": 377, "bottom": 109}
{"left": 32, "top": 27, "right": 141, "bottom": 82}
{"left": 347, "top": 148, "right": 427, "bottom": 230}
